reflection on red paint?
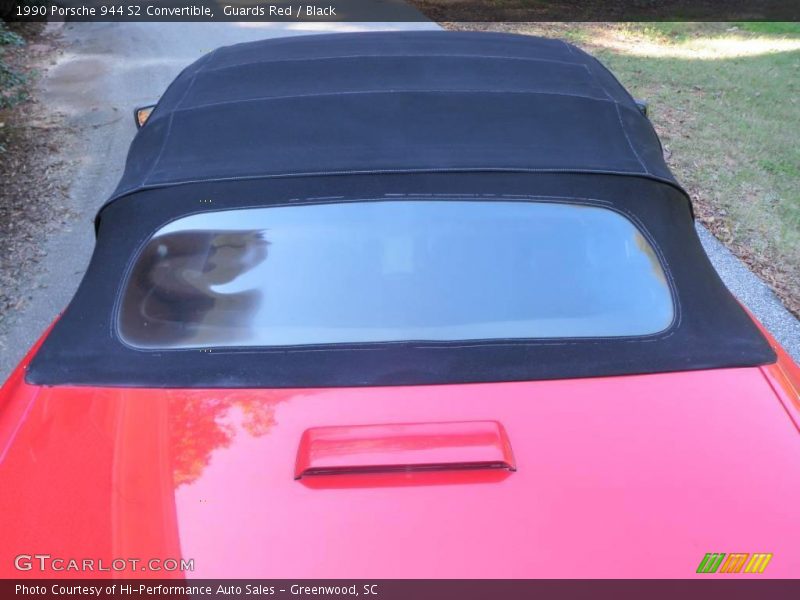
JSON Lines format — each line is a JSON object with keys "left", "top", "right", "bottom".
{"left": 169, "top": 392, "right": 286, "bottom": 487}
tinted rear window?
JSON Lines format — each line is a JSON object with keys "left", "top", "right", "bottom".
{"left": 118, "top": 200, "right": 673, "bottom": 349}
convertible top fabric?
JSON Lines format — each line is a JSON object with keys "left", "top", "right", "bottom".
{"left": 108, "top": 31, "right": 680, "bottom": 204}
{"left": 27, "top": 32, "right": 774, "bottom": 388}
{"left": 30, "top": 174, "right": 774, "bottom": 388}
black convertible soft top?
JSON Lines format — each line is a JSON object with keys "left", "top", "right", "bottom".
{"left": 107, "top": 31, "right": 679, "bottom": 205}
{"left": 29, "top": 32, "right": 774, "bottom": 388}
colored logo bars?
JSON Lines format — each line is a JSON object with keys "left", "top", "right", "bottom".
{"left": 697, "top": 553, "right": 773, "bottom": 574}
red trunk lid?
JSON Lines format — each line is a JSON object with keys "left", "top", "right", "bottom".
{"left": 1, "top": 365, "right": 799, "bottom": 578}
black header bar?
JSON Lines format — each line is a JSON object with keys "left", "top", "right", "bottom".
{"left": 2, "top": 0, "right": 799, "bottom": 22}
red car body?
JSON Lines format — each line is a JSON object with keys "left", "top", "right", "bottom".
{"left": 1, "top": 321, "right": 798, "bottom": 578}
{"left": 1, "top": 31, "right": 798, "bottom": 579}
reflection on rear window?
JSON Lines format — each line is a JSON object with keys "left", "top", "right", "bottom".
{"left": 118, "top": 200, "right": 674, "bottom": 349}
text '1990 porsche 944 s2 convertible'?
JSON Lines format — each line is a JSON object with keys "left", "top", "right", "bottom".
{"left": 1, "top": 31, "right": 799, "bottom": 579}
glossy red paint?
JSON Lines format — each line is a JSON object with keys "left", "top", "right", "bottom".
{"left": 2, "top": 334, "right": 800, "bottom": 579}
{"left": 295, "top": 420, "right": 516, "bottom": 478}
{"left": 751, "top": 313, "right": 800, "bottom": 432}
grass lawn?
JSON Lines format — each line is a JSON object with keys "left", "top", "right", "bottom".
{"left": 443, "top": 22, "right": 800, "bottom": 317}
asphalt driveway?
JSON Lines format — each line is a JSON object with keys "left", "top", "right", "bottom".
{"left": 0, "top": 17, "right": 797, "bottom": 381}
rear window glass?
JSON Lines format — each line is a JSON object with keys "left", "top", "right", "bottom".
{"left": 118, "top": 200, "right": 673, "bottom": 349}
